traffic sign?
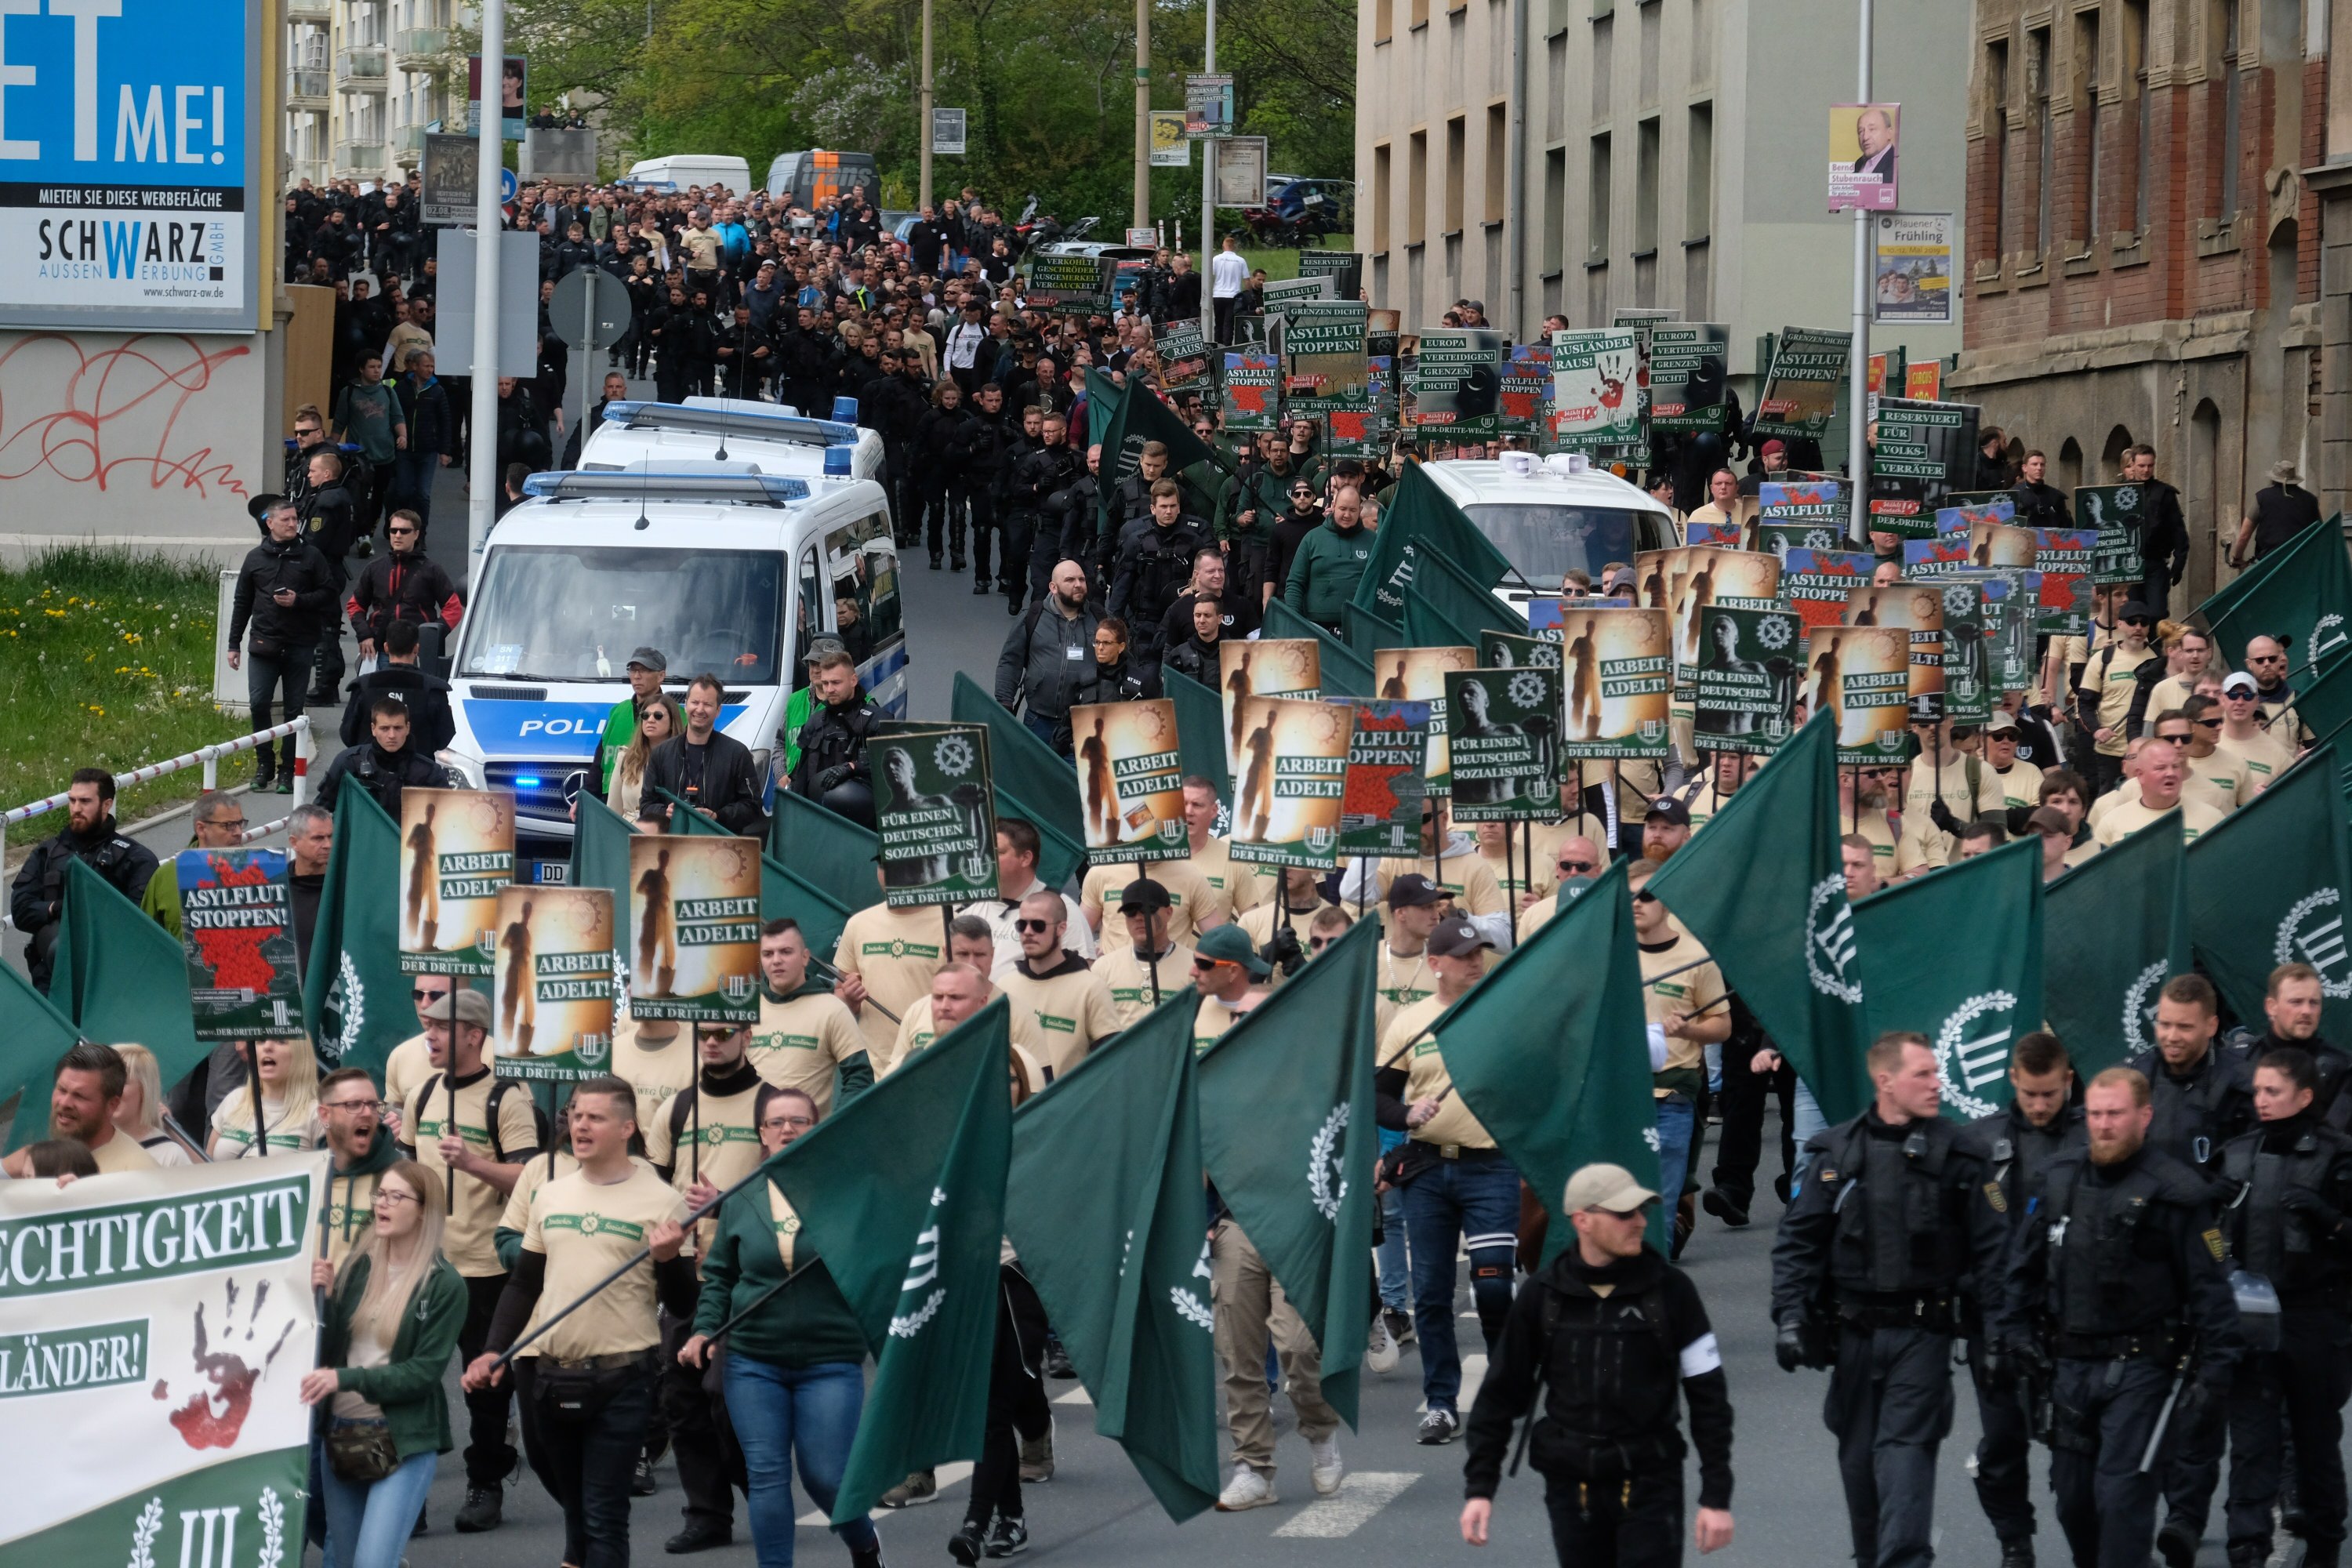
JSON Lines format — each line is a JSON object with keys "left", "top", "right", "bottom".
{"left": 550, "top": 266, "right": 632, "bottom": 351}
{"left": 500, "top": 166, "right": 518, "bottom": 203}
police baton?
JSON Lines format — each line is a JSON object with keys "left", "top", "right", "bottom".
{"left": 2138, "top": 1349, "right": 2194, "bottom": 1474}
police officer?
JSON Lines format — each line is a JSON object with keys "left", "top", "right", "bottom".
{"left": 1993, "top": 1065, "right": 2245, "bottom": 1568}
{"left": 2129, "top": 973, "right": 2252, "bottom": 1559}
{"left": 2218, "top": 1047, "right": 2352, "bottom": 1568}
{"left": 1461, "top": 1163, "right": 1735, "bottom": 1566}
{"left": 1769, "top": 1031, "right": 2004, "bottom": 1568}
{"left": 1108, "top": 479, "right": 1211, "bottom": 674}
{"left": 8, "top": 767, "right": 160, "bottom": 993}
{"left": 789, "top": 644, "right": 880, "bottom": 827}
{"left": 1954, "top": 1032, "right": 2084, "bottom": 1568}
{"left": 1007, "top": 412, "right": 1080, "bottom": 608}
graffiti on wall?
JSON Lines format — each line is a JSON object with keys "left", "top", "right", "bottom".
{"left": 0, "top": 334, "right": 256, "bottom": 503}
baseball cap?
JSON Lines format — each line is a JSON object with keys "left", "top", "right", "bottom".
{"left": 1118, "top": 878, "right": 1173, "bottom": 914}
{"left": 2115, "top": 599, "right": 2154, "bottom": 624}
{"left": 1387, "top": 873, "right": 1449, "bottom": 910}
{"left": 1426, "top": 916, "right": 1494, "bottom": 959}
{"left": 1761, "top": 438, "right": 1787, "bottom": 457}
{"left": 1195, "top": 924, "right": 1271, "bottom": 978}
{"left": 422, "top": 989, "right": 493, "bottom": 1027}
{"left": 1985, "top": 712, "right": 2021, "bottom": 735}
{"left": 1562, "top": 1162, "right": 1659, "bottom": 1214}
{"left": 626, "top": 646, "right": 669, "bottom": 672}
{"left": 1645, "top": 797, "right": 1692, "bottom": 828}
{"left": 804, "top": 636, "right": 849, "bottom": 662}
{"left": 2223, "top": 671, "right": 2259, "bottom": 697}
{"left": 2025, "top": 807, "right": 2074, "bottom": 836}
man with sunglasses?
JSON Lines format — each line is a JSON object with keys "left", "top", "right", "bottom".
{"left": 345, "top": 506, "right": 461, "bottom": 661}
{"left": 2241, "top": 635, "right": 2303, "bottom": 728}
{"left": 1461, "top": 1163, "right": 1736, "bottom": 1564}
{"left": 1630, "top": 860, "right": 1729, "bottom": 1248}
{"left": 136, "top": 790, "right": 250, "bottom": 939}
{"left": 2171, "top": 695, "right": 2256, "bottom": 816}
{"left": 376, "top": 975, "right": 452, "bottom": 1142}
{"left": 1189, "top": 924, "right": 1269, "bottom": 1055}
{"left": 2074, "top": 599, "right": 2160, "bottom": 799}
{"left": 1092, "top": 879, "right": 1198, "bottom": 1029}
{"left": 996, "top": 891, "right": 1120, "bottom": 1079}
{"left": 1517, "top": 838, "right": 1604, "bottom": 942}
{"left": 2209, "top": 671, "right": 2290, "bottom": 791}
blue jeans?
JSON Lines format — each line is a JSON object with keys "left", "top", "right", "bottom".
{"left": 1400, "top": 1150, "right": 1521, "bottom": 1413}
{"left": 1653, "top": 1093, "right": 1695, "bottom": 1217}
{"left": 1791, "top": 1079, "right": 1828, "bottom": 1195}
{"left": 314, "top": 1425, "right": 436, "bottom": 1568}
{"left": 722, "top": 1355, "right": 877, "bottom": 1568}
{"left": 1376, "top": 1129, "right": 1410, "bottom": 1312}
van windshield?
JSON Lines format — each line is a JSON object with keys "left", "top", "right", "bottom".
{"left": 459, "top": 546, "right": 785, "bottom": 684}
{"left": 1459, "top": 503, "right": 1663, "bottom": 591}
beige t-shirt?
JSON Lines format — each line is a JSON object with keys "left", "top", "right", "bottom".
{"left": 405, "top": 1070, "right": 543, "bottom": 1277}
{"left": 383, "top": 1033, "right": 432, "bottom": 1114}
{"left": 1081, "top": 859, "right": 1216, "bottom": 952}
{"left": 1236, "top": 898, "right": 1340, "bottom": 986}
{"left": 501, "top": 1149, "right": 582, "bottom": 1237}
{"left": 996, "top": 959, "right": 1122, "bottom": 1078}
{"left": 2216, "top": 727, "right": 2295, "bottom": 793}
{"left": 2089, "top": 644, "right": 2158, "bottom": 755}
{"left": 2094, "top": 793, "right": 2225, "bottom": 848}
{"left": 1987, "top": 759, "right": 2046, "bottom": 811}
{"left": 1181, "top": 837, "right": 1273, "bottom": 918}
{"left": 641, "top": 1070, "right": 768, "bottom": 1259}
{"left": 610, "top": 1015, "right": 697, "bottom": 1120}
{"left": 517, "top": 1166, "right": 688, "bottom": 1360}
{"left": 2180, "top": 749, "right": 2254, "bottom": 816}
{"left": 1476, "top": 845, "right": 1553, "bottom": 907}
{"left": 833, "top": 902, "right": 952, "bottom": 1058}
{"left": 1092, "top": 943, "right": 1198, "bottom": 1029}
{"left": 1639, "top": 936, "right": 1725, "bottom": 1098}
{"left": 746, "top": 990, "right": 868, "bottom": 1112}
{"left": 1368, "top": 852, "right": 1507, "bottom": 922}
{"left": 2145, "top": 673, "right": 2199, "bottom": 723}
{"left": 212, "top": 1095, "right": 323, "bottom": 1160}
{"left": 2087, "top": 778, "right": 2140, "bottom": 829}
{"left": 324, "top": 1161, "right": 390, "bottom": 1269}
{"left": 885, "top": 997, "right": 1051, "bottom": 1091}
{"left": 1384, "top": 993, "right": 1493, "bottom": 1150}
{"left": 1192, "top": 992, "right": 1254, "bottom": 1054}
{"left": 1528, "top": 813, "right": 1611, "bottom": 866}
{"left": 1375, "top": 940, "right": 1438, "bottom": 1044}
{"left": 87, "top": 1129, "right": 158, "bottom": 1174}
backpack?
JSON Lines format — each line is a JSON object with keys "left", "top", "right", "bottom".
{"left": 416, "top": 1073, "right": 547, "bottom": 1162}
{"left": 1508, "top": 1275, "right": 1678, "bottom": 1476}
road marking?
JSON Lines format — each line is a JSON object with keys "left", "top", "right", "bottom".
{"left": 1054, "top": 1384, "right": 1093, "bottom": 1405}
{"left": 799, "top": 1461, "right": 975, "bottom": 1525}
{"left": 1459, "top": 1352, "right": 1487, "bottom": 1408}
{"left": 1272, "top": 1472, "right": 1421, "bottom": 1537}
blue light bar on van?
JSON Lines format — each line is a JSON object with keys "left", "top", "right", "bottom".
{"left": 519, "top": 470, "right": 812, "bottom": 505}
{"left": 824, "top": 447, "right": 853, "bottom": 477}
{"left": 831, "top": 396, "right": 859, "bottom": 423}
{"left": 603, "top": 401, "right": 861, "bottom": 448}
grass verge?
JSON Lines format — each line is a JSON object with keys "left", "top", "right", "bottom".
{"left": 1239, "top": 234, "right": 1358, "bottom": 283}
{"left": 0, "top": 545, "right": 248, "bottom": 855}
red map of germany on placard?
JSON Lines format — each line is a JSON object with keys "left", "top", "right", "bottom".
{"left": 188, "top": 855, "right": 282, "bottom": 991}
{"left": 1344, "top": 710, "right": 1415, "bottom": 821}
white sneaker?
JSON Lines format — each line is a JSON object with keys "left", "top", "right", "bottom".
{"left": 1367, "top": 1313, "right": 1399, "bottom": 1374}
{"left": 1215, "top": 1463, "right": 1277, "bottom": 1512}
{"left": 1308, "top": 1435, "right": 1345, "bottom": 1497}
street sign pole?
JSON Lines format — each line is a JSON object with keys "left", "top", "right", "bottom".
{"left": 919, "top": 0, "right": 935, "bottom": 209}
{"left": 1848, "top": 0, "right": 1874, "bottom": 545}
{"left": 469, "top": 0, "right": 508, "bottom": 568}
{"left": 1199, "top": 0, "right": 1215, "bottom": 343}
{"left": 576, "top": 268, "right": 597, "bottom": 443}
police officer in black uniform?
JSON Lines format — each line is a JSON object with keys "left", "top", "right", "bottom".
{"left": 2127, "top": 973, "right": 2254, "bottom": 1563}
{"left": 2219, "top": 1046, "right": 2352, "bottom": 1568}
{"left": 789, "top": 643, "right": 880, "bottom": 827}
{"left": 1955, "top": 1032, "right": 2084, "bottom": 1568}
{"left": 1993, "top": 1062, "right": 2245, "bottom": 1568}
{"left": 1461, "top": 1163, "right": 1735, "bottom": 1566}
{"left": 2250, "top": 961, "right": 2352, "bottom": 1124}
{"left": 1007, "top": 412, "right": 1080, "bottom": 609}
{"left": 7, "top": 767, "right": 161, "bottom": 993}
{"left": 1771, "top": 1032, "right": 2005, "bottom": 1568}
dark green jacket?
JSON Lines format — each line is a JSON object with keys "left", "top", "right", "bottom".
{"left": 1282, "top": 519, "right": 1374, "bottom": 623}
{"left": 692, "top": 1176, "right": 867, "bottom": 1369}
{"left": 322, "top": 1125, "right": 403, "bottom": 1259}
{"left": 321, "top": 1252, "right": 470, "bottom": 1459}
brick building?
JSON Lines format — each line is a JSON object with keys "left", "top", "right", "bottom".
{"left": 1950, "top": 0, "right": 2330, "bottom": 604}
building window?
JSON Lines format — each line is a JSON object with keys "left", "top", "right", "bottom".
{"left": 1634, "top": 116, "right": 1659, "bottom": 252}
{"left": 1686, "top": 102, "right": 1713, "bottom": 240}
{"left": 1588, "top": 132, "right": 1612, "bottom": 260}
{"left": 1592, "top": 13, "right": 1612, "bottom": 120}
{"left": 1637, "top": 0, "right": 1660, "bottom": 110}
{"left": 1486, "top": 103, "right": 1508, "bottom": 224}
{"left": 2216, "top": 0, "right": 2241, "bottom": 218}
{"left": 1374, "top": 142, "right": 1392, "bottom": 252}
{"left": 1690, "top": 0, "right": 1712, "bottom": 85}
{"left": 1544, "top": 147, "right": 1567, "bottom": 274}
{"left": 1411, "top": 0, "right": 1428, "bottom": 29}
{"left": 2031, "top": 27, "right": 2053, "bottom": 258}
{"left": 1408, "top": 132, "right": 1428, "bottom": 245}
{"left": 1445, "top": 115, "right": 1467, "bottom": 234}
{"left": 2127, "top": 0, "right": 2149, "bottom": 234}
{"left": 1375, "top": 0, "right": 1392, "bottom": 43}
{"left": 1987, "top": 38, "right": 2010, "bottom": 259}
{"left": 2076, "top": 9, "right": 2100, "bottom": 245}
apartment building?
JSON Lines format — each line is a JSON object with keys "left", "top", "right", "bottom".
{"left": 285, "top": 0, "right": 462, "bottom": 190}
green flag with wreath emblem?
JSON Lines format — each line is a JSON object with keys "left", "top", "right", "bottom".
{"left": 2186, "top": 743, "right": 2352, "bottom": 1040}
{"left": 2043, "top": 811, "right": 2191, "bottom": 1080}
{"left": 301, "top": 787, "right": 414, "bottom": 1076}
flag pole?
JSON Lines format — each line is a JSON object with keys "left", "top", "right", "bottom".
{"left": 445, "top": 973, "right": 459, "bottom": 1214}
{"left": 243, "top": 1039, "right": 267, "bottom": 1159}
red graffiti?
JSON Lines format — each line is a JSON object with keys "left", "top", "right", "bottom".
{"left": 0, "top": 332, "right": 253, "bottom": 498}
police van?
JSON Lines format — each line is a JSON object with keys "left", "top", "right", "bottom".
{"left": 439, "top": 468, "right": 907, "bottom": 875}
{"left": 576, "top": 397, "right": 887, "bottom": 488}
{"left": 1421, "top": 452, "right": 1680, "bottom": 615}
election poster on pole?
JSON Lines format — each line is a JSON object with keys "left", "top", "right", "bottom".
{"left": 1693, "top": 606, "right": 1804, "bottom": 754}
{"left": 870, "top": 727, "right": 1000, "bottom": 908}
{"left": 1445, "top": 668, "right": 1561, "bottom": 821}
{"left": 1073, "top": 699, "right": 1192, "bottom": 863}
{"left": 626, "top": 835, "right": 761, "bottom": 1024}
{"left": 1552, "top": 607, "right": 1673, "bottom": 760}
{"left": 490, "top": 886, "right": 616, "bottom": 1078}
{"left": 397, "top": 789, "right": 514, "bottom": 976}
{"left": 0, "top": 1155, "right": 328, "bottom": 1567}
{"left": 1338, "top": 701, "right": 1431, "bottom": 857}
{"left": 176, "top": 848, "right": 303, "bottom": 1040}
{"left": 1226, "top": 698, "right": 1351, "bottom": 869}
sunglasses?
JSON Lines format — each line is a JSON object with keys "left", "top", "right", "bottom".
{"left": 1012, "top": 917, "right": 1054, "bottom": 933}
{"left": 1559, "top": 859, "right": 1596, "bottom": 874}
{"left": 294, "top": 426, "right": 321, "bottom": 436}
{"left": 411, "top": 987, "right": 448, "bottom": 1002}
{"left": 2250, "top": 655, "right": 2285, "bottom": 665}
{"left": 1632, "top": 891, "right": 1660, "bottom": 905}
{"left": 1308, "top": 935, "right": 1335, "bottom": 950}
{"left": 2193, "top": 717, "right": 2223, "bottom": 728}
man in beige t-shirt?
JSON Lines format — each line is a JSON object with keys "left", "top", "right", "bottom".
{"left": 887, "top": 964, "right": 1051, "bottom": 1092}
{"left": 1190, "top": 924, "right": 1269, "bottom": 1054}
{"left": 2214, "top": 672, "right": 2294, "bottom": 793}
{"left": 833, "top": 893, "right": 952, "bottom": 1058}
{"left": 1338, "top": 804, "right": 1512, "bottom": 951}
{"left": 747, "top": 919, "right": 872, "bottom": 1112}
{"left": 1629, "top": 860, "right": 1729, "bottom": 1224}
{"left": 0, "top": 1041, "right": 158, "bottom": 1178}
{"left": 2094, "top": 745, "right": 2223, "bottom": 848}
{"left": 1080, "top": 856, "right": 1218, "bottom": 953}
{"left": 1374, "top": 873, "right": 1446, "bottom": 1040}
{"left": 1091, "top": 877, "right": 1196, "bottom": 1028}
{"left": 1236, "top": 866, "right": 1344, "bottom": 978}
{"left": 1177, "top": 777, "right": 1273, "bottom": 920}
{"left": 611, "top": 1011, "right": 696, "bottom": 1121}
{"left": 996, "top": 890, "right": 1121, "bottom": 1078}
{"left": 2166, "top": 697, "right": 2253, "bottom": 818}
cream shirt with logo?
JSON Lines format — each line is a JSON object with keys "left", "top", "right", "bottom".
{"left": 1092, "top": 942, "right": 1197, "bottom": 1029}
{"left": 1987, "top": 759, "right": 2045, "bottom": 811}
{"left": 833, "top": 902, "right": 952, "bottom": 1058}
{"left": 1382, "top": 993, "right": 1494, "bottom": 1151}
{"left": 642, "top": 1072, "right": 767, "bottom": 1258}
{"left": 610, "top": 1014, "right": 697, "bottom": 1120}
{"left": 2180, "top": 748, "right": 2254, "bottom": 816}
{"left": 383, "top": 1033, "right": 432, "bottom": 1113}
{"left": 1192, "top": 991, "right": 1254, "bottom": 1054}
{"left": 2089, "top": 644, "right": 2158, "bottom": 756}
{"left": 2093, "top": 793, "right": 2225, "bottom": 848}
{"left": 1375, "top": 941, "right": 1438, "bottom": 1043}
{"left": 405, "top": 1070, "right": 543, "bottom": 1277}
{"left": 996, "top": 958, "right": 1122, "bottom": 1078}
{"left": 1639, "top": 936, "right": 1725, "bottom": 1098}
{"left": 747, "top": 989, "right": 869, "bottom": 1112}
{"left": 884, "top": 997, "right": 1051, "bottom": 1092}
{"left": 1181, "top": 837, "right": 1274, "bottom": 919}
{"left": 2216, "top": 727, "right": 2294, "bottom": 792}
{"left": 1081, "top": 859, "right": 1216, "bottom": 952}
{"left": 517, "top": 1166, "right": 689, "bottom": 1360}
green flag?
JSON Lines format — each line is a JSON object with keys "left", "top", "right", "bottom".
{"left": 2187, "top": 744, "right": 2352, "bottom": 1040}
{"left": 1343, "top": 601, "right": 1402, "bottom": 666}
{"left": 2193, "top": 511, "right": 2341, "bottom": 640}
{"left": 767, "top": 791, "right": 885, "bottom": 918}
{"left": 1101, "top": 382, "right": 1221, "bottom": 543}
{"left": 1006, "top": 994, "right": 1221, "bottom": 1521}
{"left": 1086, "top": 367, "right": 1124, "bottom": 452}
{"left": 569, "top": 791, "right": 640, "bottom": 909}
{"left": 1399, "top": 590, "right": 1478, "bottom": 654}
{"left": 0, "top": 953, "right": 82, "bottom": 1148}
{"left": 1436, "top": 858, "right": 1665, "bottom": 1253}
{"left": 2204, "top": 514, "right": 2352, "bottom": 674}
{"left": 1164, "top": 668, "right": 1232, "bottom": 800}
{"left": 1196, "top": 918, "right": 1380, "bottom": 1426}
{"left": 2044, "top": 811, "right": 2191, "bottom": 1080}
{"left": 303, "top": 786, "right": 416, "bottom": 1076}
{"left": 1406, "top": 545, "right": 1529, "bottom": 645}
{"left": 771, "top": 996, "right": 1014, "bottom": 1523}
{"left": 1350, "top": 463, "right": 1517, "bottom": 622}
{"left": 950, "top": 672, "right": 1088, "bottom": 886}
{"left": 1261, "top": 598, "right": 1377, "bottom": 697}
{"left": 40, "top": 857, "right": 204, "bottom": 1142}
{"left": 2295, "top": 650, "right": 2352, "bottom": 752}
{"left": 1854, "top": 837, "right": 2045, "bottom": 1122}
{"left": 1647, "top": 712, "right": 1875, "bottom": 1121}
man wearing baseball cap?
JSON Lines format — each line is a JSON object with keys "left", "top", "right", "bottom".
{"left": 597, "top": 645, "right": 670, "bottom": 794}
{"left": 1376, "top": 916, "right": 1516, "bottom": 1446}
{"left": 1189, "top": 923, "right": 1267, "bottom": 1053}
{"left": 1376, "top": 873, "right": 1448, "bottom": 1038}
{"left": 2214, "top": 670, "right": 2294, "bottom": 789}
{"left": 1340, "top": 804, "right": 1514, "bottom": 953}
{"left": 1091, "top": 877, "right": 1196, "bottom": 1029}
{"left": 1460, "top": 1163, "right": 1735, "bottom": 1561}
{"left": 2073, "top": 598, "right": 2158, "bottom": 799}
{"left": 1642, "top": 797, "right": 1693, "bottom": 863}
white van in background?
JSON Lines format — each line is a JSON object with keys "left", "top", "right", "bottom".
{"left": 764, "top": 150, "right": 880, "bottom": 209}
{"left": 1420, "top": 453, "right": 1680, "bottom": 614}
{"left": 621, "top": 154, "right": 753, "bottom": 194}
{"left": 442, "top": 468, "right": 906, "bottom": 873}
{"left": 578, "top": 399, "right": 887, "bottom": 492}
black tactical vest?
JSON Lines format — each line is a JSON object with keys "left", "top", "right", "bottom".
{"left": 1825, "top": 1116, "right": 1972, "bottom": 1299}
{"left": 2040, "top": 1156, "right": 2184, "bottom": 1336}
{"left": 2129, "top": 1047, "right": 2246, "bottom": 1173}
{"left": 2221, "top": 1121, "right": 2352, "bottom": 1298}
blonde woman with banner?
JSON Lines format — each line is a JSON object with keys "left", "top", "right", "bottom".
{"left": 304, "top": 1160, "right": 466, "bottom": 1568}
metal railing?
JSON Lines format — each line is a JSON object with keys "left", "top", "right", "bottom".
{"left": 288, "top": 69, "right": 331, "bottom": 106}
{"left": 391, "top": 26, "right": 447, "bottom": 65}
{"left": 3, "top": 717, "right": 314, "bottom": 836}
{"left": 334, "top": 47, "right": 387, "bottom": 88}
{"left": 333, "top": 139, "right": 387, "bottom": 173}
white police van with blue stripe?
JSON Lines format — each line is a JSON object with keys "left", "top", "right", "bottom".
{"left": 576, "top": 397, "right": 887, "bottom": 485}
{"left": 441, "top": 465, "right": 906, "bottom": 875}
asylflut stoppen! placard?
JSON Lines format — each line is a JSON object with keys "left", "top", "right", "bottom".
{"left": 1751, "top": 328, "right": 1852, "bottom": 442}
{"left": 0, "top": 1154, "right": 328, "bottom": 1568}
{"left": 1338, "top": 700, "right": 1431, "bottom": 857}
{"left": 628, "top": 834, "right": 761, "bottom": 1023}
{"left": 176, "top": 848, "right": 303, "bottom": 1040}
{"left": 490, "top": 886, "right": 615, "bottom": 1079}
{"left": 397, "top": 789, "right": 514, "bottom": 976}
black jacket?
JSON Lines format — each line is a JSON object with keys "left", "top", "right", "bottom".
{"left": 290, "top": 871, "right": 326, "bottom": 978}
{"left": 1162, "top": 633, "right": 1223, "bottom": 687}
{"left": 303, "top": 481, "right": 361, "bottom": 564}
{"left": 2138, "top": 477, "right": 2190, "bottom": 583}
{"left": 340, "top": 665, "right": 456, "bottom": 754}
{"left": 792, "top": 692, "right": 882, "bottom": 797}
{"left": 1462, "top": 1247, "right": 1733, "bottom": 1508}
{"left": 347, "top": 550, "right": 461, "bottom": 643}
{"left": 2009, "top": 479, "right": 2072, "bottom": 529}
{"left": 314, "top": 739, "right": 448, "bottom": 818}
{"left": 9, "top": 815, "right": 161, "bottom": 986}
{"left": 638, "top": 730, "right": 767, "bottom": 836}
{"left": 230, "top": 535, "right": 339, "bottom": 651}
{"left": 396, "top": 376, "right": 456, "bottom": 461}
{"left": 1108, "top": 514, "right": 1213, "bottom": 645}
